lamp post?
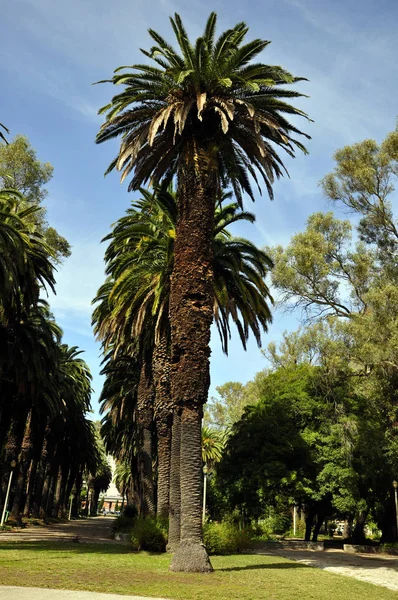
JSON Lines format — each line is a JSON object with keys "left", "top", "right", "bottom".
{"left": 202, "top": 464, "right": 208, "bottom": 523}
{"left": 1, "top": 460, "right": 17, "bottom": 527}
{"left": 293, "top": 505, "right": 297, "bottom": 537}
{"left": 393, "top": 481, "right": 398, "bottom": 536}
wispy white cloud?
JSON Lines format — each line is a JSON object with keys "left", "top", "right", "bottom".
{"left": 48, "top": 239, "right": 105, "bottom": 318}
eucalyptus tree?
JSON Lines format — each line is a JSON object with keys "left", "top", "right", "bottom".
{"left": 96, "top": 11, "right": 309, "bottom": 571}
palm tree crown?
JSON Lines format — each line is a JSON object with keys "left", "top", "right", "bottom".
{"left": 96, "top": 12, "right": 310, "bottom": 203}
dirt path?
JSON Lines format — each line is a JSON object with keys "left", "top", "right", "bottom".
{"left": 264, "top": 547, "right": 398, "bottom": 592}
{"left": 0, "top": 516, "right": 122, "bottom": 544}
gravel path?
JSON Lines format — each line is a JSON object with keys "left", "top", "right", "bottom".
{"left": 0, "top": 516, "right": 122, "bottom": 544}
{"left": 0, "top": 587, "right": 168, "bottom": 600}
{"left": 266, "top": 547, "right": 398, "bottom": 591}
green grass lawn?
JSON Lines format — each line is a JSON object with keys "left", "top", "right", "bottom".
{"left": 0, "top": 542, "right": 395, "bottom": 600}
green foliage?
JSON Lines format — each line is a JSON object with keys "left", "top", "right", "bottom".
{"left": 203, "top": 521, "right": 252, "bottom": 554}
{"left": 122, "top": 504, "right": 138, "bottom": 519}
{"left": 218, "top": 365, "right": 316, "bottom": 519}
{"left": 204, "top": 382, "right": 252, "bottom": 431}
{"left": 96, "top": 13, "right": 310, "bottom": 205}
{"left": 131, "top": 517, "right": 167, "bottom": 552}
{"left": 112, "top": 515, "right": 135, "bottom": 533}
{"left": 258, "top": 510, "right": 292, "bottom": 537}
{"left": 202, "top": 426, "right": 225, "bottom": 465}
{"left": 0, "top": 135, "right": 70, "bottom": 260}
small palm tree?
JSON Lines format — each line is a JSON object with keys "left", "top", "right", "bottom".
{"left": 96, "top": 12, "right": 310, "bottom": 571}
{"left": 202, "top": 426, "right": 225, "bottom": 467}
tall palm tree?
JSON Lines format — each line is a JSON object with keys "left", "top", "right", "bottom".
{"left": 96, "top": 16, "right": 309, "bottom": 566}
{"left": 94, "top": 187, "right": 274, "bottom": 541}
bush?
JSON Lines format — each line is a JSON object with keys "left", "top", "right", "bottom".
{"left": 257, "top": 510, "right": 291, "bottom": 538}
{"left": 122, "top": 504, "right": 138, "bottom": 519}
{"left": 203, "top": 521, "right": 252, "bottom": 555}
{"left": 112, "top": 515, "right": 135, "bottom": 533}
{"left": 131, "top": 517, "right": 167, "bottom": 552}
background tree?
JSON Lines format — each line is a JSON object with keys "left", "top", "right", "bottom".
{"left": 0, "top": 135, "right": 71, "bottom": 260}
{"left": 267, "top": 125, "right": 398, "bottom": 541}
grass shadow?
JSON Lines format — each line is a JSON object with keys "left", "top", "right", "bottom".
{"left": 0, "top": 541, "right": 134, "bottom": 555}
{"left": 217, "top": 561, "right": 309, "bottom": 572}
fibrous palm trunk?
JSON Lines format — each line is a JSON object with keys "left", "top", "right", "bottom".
{"left": 170, "top": 153, "right": 214, "bottom": 572}
{"left": 11, "top": 411, "right": 34, "bottom": 518}
{"left": 153, "top": 335, "right": 172, "bottom": 518}
{"left": 136, "top": 360, "right": 155, "bottom": 517}
{"left": 167, "top": 410, "right": 181, "bottom": 552}
{"left": 1, "top": 414, "right": 26, "bottom": 506}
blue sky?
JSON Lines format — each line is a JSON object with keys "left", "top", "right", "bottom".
{"left": 1, "top": 0, "right": 397, "bottom": 416}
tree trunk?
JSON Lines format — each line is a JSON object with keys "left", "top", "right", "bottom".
{"left": 52, "top": 465, "right": 64, "bottom": 518}
{"left": 380, "top": 494, "right": 397, "bottom": 543}
{"left": 311, "top": 512, "right": 324, "bottom": 542}
{"left": 136, "top": 361, "right": 155, "bottom": 517}
{"left": 1, "top": 414, "right": 26, "bottom": 502}
{"left": 343, "top": 515, "right": 354, "bottom": 539}
{"left": 304, "top": 506, "right": 315, "bottom": 541}
{"left": 167, "top": 411, "right": 181, "bottom": 552}
{"left": 11, "top": 411, "right": 34, "bottom": 518}
{"left": 170, "top": 155, "right": 214, "bottom": 572}
{"left": 153, "top": 335, "right": 172, "bottom": 518}
{"left": 352, "top": 510, "right": 368, "bottom": 544}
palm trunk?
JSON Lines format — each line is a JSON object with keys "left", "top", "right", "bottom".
{"left": 11, "top": 411, "right": 34, "bottom": 518}
{"left": 136, "top": 360, "right": 155, "bottom": 517}
{"left": 170, "top": 155, "right": 214, "bottom": 572}
{"left": 167, "top": 411, "right": 181, "bottom": 552}
{"left": 153, "top": 335, "right": 172, "bottom": 518}
{"left": 1, "top": 414, "right": 26, "bottom": 507}
{"left": 52, "top": 465, "right": 64, "bottom": 518}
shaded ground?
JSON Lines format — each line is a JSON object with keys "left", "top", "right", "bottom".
{"left": 0, "top": 516, "right": 121, "bottom": 544}
{"left": 262, "top": 546, "right": 398, "bottom": 591}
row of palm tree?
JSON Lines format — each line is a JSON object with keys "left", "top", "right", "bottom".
{"left": 96, "top": 12, "right": 310, "bottom": 571}
{"left": 0, "top": 187, "right": 109, "bottom": 521}
{"left": 93, "top": 187, "right": 273, "bottom": 552}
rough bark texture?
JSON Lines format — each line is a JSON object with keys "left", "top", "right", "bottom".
{"left": 153, "top": 336, "right": 172, "bottom": 518}
{"left": 52, "top": 465, "right": 63, "bottom": 517}
{"left": 352, "top": 510, "right": 368, "bottom": 544}
{"left": 11, "top": 411, "right": 33, "bottom": 517}
{"left": 343, "top": 515, "right": 354, "bottom": 539}
{"left": 169, "top": 157, "right": 214, "bottom": 572}
{"left": 311, "top": 513, "right": 324, "bottom": 542}
{"left": 1, "top": 415, "right": 25, "bottom": 499}
{"left": 167, "top": 411, "right": 181, "bottom": 553}
{"left": 305, "top": 507, "right": 315, "bottom": 541}
{"left": 136, "top": 361, "right": 155, "bottom": 516}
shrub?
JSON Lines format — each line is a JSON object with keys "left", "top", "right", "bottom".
{"left": 112, "top": 515, "right": 135, "bottom": 533}
{"left": 203, "top": 521, "right": 252, "bottom": 555}
{"left": 131, "top": 517, "right": 167, "bottom": 552}
{"left": 122, "top": 504, "right": 138, "bottom": 519}
{"left": 257, "top": 510, "right": 291, "bottom": 538}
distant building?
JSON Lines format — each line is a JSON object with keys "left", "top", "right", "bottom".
{"left": 100, "top": 456, "right": 125, "bottom": 512}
